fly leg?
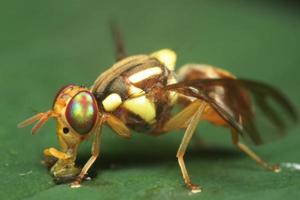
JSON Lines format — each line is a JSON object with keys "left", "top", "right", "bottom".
{"left": 71, "top": 118, "right": 103, "bottom": 188}
{"left": 43, "top": 145, "right": 81, "bottom": 184}
{"left": 231, "top": 130, "right": 281, "bottom": 172}
{"left": 71, "top": 131, "right": 101, "bottom": 187}
{"left": 42, "top": 147, "right": 70, "bottom": 168}
{"left": 177, "top": 101, "right": 206, "bottom": 193}
{"left": 163, "top": 100, "right": 207, "bottom": 192}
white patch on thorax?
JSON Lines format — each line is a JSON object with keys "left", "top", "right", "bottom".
{"left": 128, "top": 67, "right": 162, "bottom": 83}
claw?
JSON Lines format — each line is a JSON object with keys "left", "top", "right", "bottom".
{"left": 269, "top": 164, "right": 281, "bottom": 173}
{"left": 187, "top": 183, "right": 202, "bottom": 193}
{"left": 70, "top": 180, "right": 81, "bottom": 188}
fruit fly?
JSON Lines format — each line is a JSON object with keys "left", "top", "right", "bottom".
{"left": 18, "top": 26, "right": 298, "bottom": 193}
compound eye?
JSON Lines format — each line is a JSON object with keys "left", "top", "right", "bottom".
{"left": 65, "top": 91, "right": 98, "bottom": 135}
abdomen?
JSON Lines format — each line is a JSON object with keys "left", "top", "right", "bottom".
{"left": 177, "top": 64, "right": 236, "bottom": 127}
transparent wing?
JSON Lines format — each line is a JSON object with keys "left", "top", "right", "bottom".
{"left": 165, "top": 78, "right": 298, "bottom": 145}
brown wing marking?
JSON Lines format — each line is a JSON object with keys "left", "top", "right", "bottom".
{"left": 165, "top": 78, "right": 298, "bottom": 145}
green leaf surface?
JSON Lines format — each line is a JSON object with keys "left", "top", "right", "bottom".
{"left": 1, "top": 1, "right": 300, "bottom": 199}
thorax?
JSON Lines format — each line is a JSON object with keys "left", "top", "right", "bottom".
{"left": 91, "top": 55, "right": 177, "bottom": 133}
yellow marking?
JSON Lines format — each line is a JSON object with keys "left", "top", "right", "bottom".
{"left": 169, "top": 91, "right": 178, "bottom": 106}
{"left": 151, "top": 49, "right": 177, "bottom": 71}
{"left": 128, "top": 85, "right": 145, "bottom": 97}
{"left": 167, "top": 76, "right": 178, "bottom": 105}
{"left": 102, "top": 93, "right": 122, "bottom": 112}
{"left": 123, "top": 95, "right": 156, "bottom": 123}
{"left": 128, "top": 67, "right": 162, "bottom": 83}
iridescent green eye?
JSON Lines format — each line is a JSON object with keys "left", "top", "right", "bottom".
{"left": 66, "top": 91, "right": 98, "bottom": 135}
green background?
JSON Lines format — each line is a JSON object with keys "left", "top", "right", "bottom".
{"left": 0, "top": 0, "right": 300, "bottom": 199}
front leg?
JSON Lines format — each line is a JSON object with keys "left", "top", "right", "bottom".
{"left": 43, "top": 147, "right": 81, "bottom": 183}
{"left": 71, "top": 123, "right": 102, "bottom": 187}
{"left": 42, "top": 147, "right": 70, "bottom": 168}
{"left": 42, "top": 148, "right": 59, "bottom": 167}
{"left": 43, "top": 147, "right": 71, "bottom": 161}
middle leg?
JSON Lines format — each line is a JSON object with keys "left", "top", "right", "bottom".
{"left": 163, "top": 100, "right": 207, "bottom": 193}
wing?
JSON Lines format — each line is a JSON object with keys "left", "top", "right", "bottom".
{"left": 165, "top": 78, "right": 298, "bottom": 145}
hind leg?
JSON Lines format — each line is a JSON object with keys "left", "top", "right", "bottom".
{"left": 231, "top": 130, "right": 280, "bottom": 172}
